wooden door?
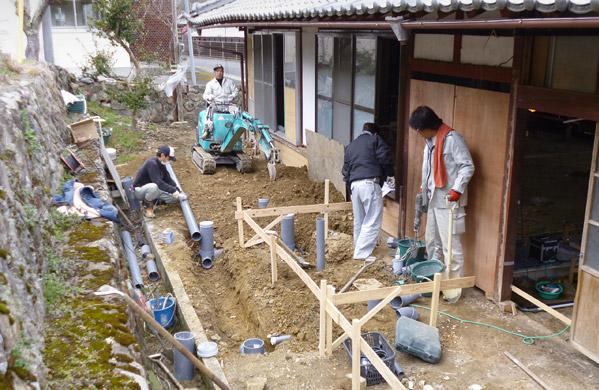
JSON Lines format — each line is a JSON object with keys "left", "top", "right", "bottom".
{"left": 571, "top": 124, "right": 599, "bottom": 364}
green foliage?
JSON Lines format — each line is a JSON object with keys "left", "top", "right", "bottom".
{"left": 22, "top": 205, "right": 40, "bottom": 228}
{"left": 106, "top": 76, "right": 153, "bottom": 111}
{"left": 0, "top": 52, "right": 21, "bottom": 76}
{"left": 59, "top": 172, "right": 74, "bottom": 188}
{"left": 48, "top": 208, "right": 82, "bottom": 240}
{"left": 43, "top": 247, "right": 79, "bottom": 311}
{"left": 87, "top": 101, "right": 143, "bottom": 155}
{"left": 21, "top": 110, "right": 40, "bottom": 154}
{"left": 11, "top": 332, "right": 33, "bottom": 371}
{"left": 81, "top": 50, "right": 115, "bottom": 80}
{"left": 91, "top": 0, "right": 143, "bottom": 45}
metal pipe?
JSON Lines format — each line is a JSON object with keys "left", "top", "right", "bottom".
{"left": 174, "top": 331, "right": 195, "bottom": 382}
{"left": 515, "top": 302, "right": 574, "bottom": 312}
{"left": 146, "top": 260, "right": 160, "bottom": 282}
{"left": 122, "top": 231, "right": 144, "bottom": 289}
{"left": 165, "top": 163, "right": 202, "bottom": 241}
{"left": 316, "top": 217, "right": 325, "bottom": 271}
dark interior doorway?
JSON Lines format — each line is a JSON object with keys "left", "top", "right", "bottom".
{"left": 376, "top": 38, "right": 401, "bottom": 163}
{"left": 274, "top": 34, "right": 285, "bottom": 132}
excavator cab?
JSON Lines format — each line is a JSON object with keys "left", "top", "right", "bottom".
{"left": 192, "top": 102, "right": 280, "bottom": 180}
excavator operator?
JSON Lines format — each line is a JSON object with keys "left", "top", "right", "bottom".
{"left": 201, "top": 64, "right": 239, "bottom": 139}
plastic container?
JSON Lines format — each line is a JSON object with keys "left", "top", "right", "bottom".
{"left": 397, "top": 239, "right": 426, "bottom": 265}
{"left": 342, "top": 332, "right": 396, "bottom": 386}
{"left": 163, "top": 229, "right": 173, "bottom": 244}
{"left": 411, "top": 260, "right": 444, "bottom": 297}
{"left": 106, "top": 148, "right": 117, "bottom": 161}
{"left": 240, "top": 338, "right": 265, "bottom": 354}
{"left": 197, "top": 341, "right": 218, "bottom": 358}
{"left": 149, "top": 297, "right": 176, "bottom": 328}
{"left": 536, "top": 281, "right": 563, "bottom": 300}
{"left": 395, "top": 316, "right": 441, "bottom": 364}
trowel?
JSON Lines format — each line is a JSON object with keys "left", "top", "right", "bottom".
{"left": 443, "top": 198, "right": 462, "bottom": 303}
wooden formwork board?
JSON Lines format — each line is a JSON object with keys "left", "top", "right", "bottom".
{"left": 235, "top": 190, "right": 476, "bottom": 390}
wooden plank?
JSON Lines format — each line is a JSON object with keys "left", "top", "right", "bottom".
{"left": 454, "top": 86, "right": 510, "bottom": 294}
{"left": 100, "top": 142, "right": 127, "bottom": 202}
{"left": 382, "top": 197, "right": 399, "bottom": 237}
{"left": 429, "top": 273, "right": 442, "bottom": 327}
{"left": 411, "top": 58, "right": 512, "bottom": 83}
{"left": 332, "top": 333, "right": 348, "bottom": 351}
{"left": 325, "top": 297, "right": 353, "bottom": 335}
{"left": 357, "top": 286, "right": 403, "bottom": 327}
{"left": 351, "top": 319, "right": 361, "bottom": 390}
{"left": 333, "top": 276, "right": 475, "bottom": 305}
{"left": 319, "top": 280, "right": 327, "bottom": 357}
{"left": 326, "top": 285, "right": 333, "bottom": 356}
{"left": 284, "top": 86, "right": 297, "bottom": 144}
{"left": 245, "top": 215, "right": 285, "bottom": 247}
{"left": 517, "top": 85, "right": 599, "bottom": 122}
{"left": 236, "top": 197, "right": 244, "bottom": 248}
{"left": 272, "top": 241, "right": 320, "bottom": 297}
{"left": 504, "top": 352, "right": 555, "bottom": 390}
{"left": 269, "top": 234, "right": 278, "bottom": 286}
{"left": 511, "top": 285, "right": 571, "bottom": 326}
{"left": 360, "top": 338, "right": 406, "bottom": 389}
{"left": 571, "top": 272, "right": 599, "bottom": 360}
{"left": 235, "top": 202, "right": 352, "bottom": 219}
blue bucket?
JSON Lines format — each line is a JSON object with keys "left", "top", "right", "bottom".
{"left": 150, "top": 297, "right": 176, "bottom": 328}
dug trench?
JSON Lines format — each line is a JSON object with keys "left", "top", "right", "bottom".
{"left": 116, "top": 124, "right": 597, "bottom": 389}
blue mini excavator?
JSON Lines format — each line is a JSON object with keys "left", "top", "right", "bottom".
{"left": 192, "top": 103, "right": 280, "bottom": 180}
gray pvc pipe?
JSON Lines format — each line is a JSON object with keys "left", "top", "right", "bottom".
{"left": 390, "top": 294, "right": 422, "bottom": 309}
{"left": 258, "top": 198, "right": 270, "bottom": 208}
{"left": 121, "top": 176, "right": 141, "bottom": 210}
{"left": 173, "top": 331, "right": 195, "bottom": 382}
{"left": 199, "top": 221, "right": 223, "bottom": 269}
{"left": 141, "top": 244, "right": 151, "bottom": 259}
{"left": 146, "top": 260, "right": 159, "bottom": 282}
{"left": 121, "top": 231, "right": 144, "bottom": 289}
{"left": 396, "top": 307, "right": 419, "bottom": 320}
{"left": 165, "top": 163, "right": 201, "bottom": 241}
{"left": 316, "top": 217, "right": 325, "bottom": 270}
{"left": 281, "top": 214, "right": 295, "bottom": 250}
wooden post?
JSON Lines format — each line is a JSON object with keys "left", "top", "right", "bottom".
{"left": 351, "top": 318, "right": 362, "bottom": 390}
{"left": 326, "top": 285, "right": 334, "bottom": 356}
{"left": 324, "top": 179, "right": 330, "bottom": 240}
{"left": 429, "top": 273, "right": 442, "bottom": 327}
{"left": 269, "top": 233, "right": 278, "bottom": 286}
{"left": 236, "top": 197, "right": 244, "bottom": 247}
{"left": 319, "top": 280, "right": 327, "bottom": 356}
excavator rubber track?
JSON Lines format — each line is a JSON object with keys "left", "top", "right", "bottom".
{"left": 235, "top": 152, "right": 253, "bottom": 173}
{"left": 192, "top": 146, "right": 216, "bottom": 174}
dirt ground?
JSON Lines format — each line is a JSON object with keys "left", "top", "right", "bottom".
{"left": 115, "top": 123, "right": 599, "bottom": 389}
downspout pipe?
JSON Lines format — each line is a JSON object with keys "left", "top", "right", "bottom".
{"left": 165, "top": 163, "right": 202, "bottom": 241}
{"left": 122, "top": 230, "right": 144, "bottom": 289}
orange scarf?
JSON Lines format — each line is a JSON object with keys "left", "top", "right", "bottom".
{"left": 434, "top": 123, "right": 453, "bottom": 188}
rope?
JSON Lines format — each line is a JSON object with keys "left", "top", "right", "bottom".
{"left": 410, "top": 304, "right": 570, "bottom": 345}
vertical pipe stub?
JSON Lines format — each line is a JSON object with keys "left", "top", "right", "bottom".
{"left": 258, "top": 198, "right": 270, "bottom": 208}
{"left": 174, "top": 331, "right": 195, "bottom": 381}
{"left": 121, "top": 176, "right": 141, "bottom": 210}
{"left": 199, "top": 221, "right": 215, "bottom": 269}
{"left": 316, "top": 217, "right": 325, "bottom": 270}
{"left": 281, "top": 214, "right": 295, "bottom": 251}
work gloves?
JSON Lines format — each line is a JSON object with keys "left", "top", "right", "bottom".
{"left": 447, "top": 189, "right": 461, "bottom": 202}
{"left": 386, "top": 176, "right": 395, "bottom": 188}
{"left": 173, "top": 191, "right": 187, "bottom": 201}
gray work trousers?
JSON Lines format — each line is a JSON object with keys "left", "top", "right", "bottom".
{"left": 350, "top": 179, "right": 383, "bottom": 259}
{"left": 134, "top": 183, "right": 177, "bottom": 204}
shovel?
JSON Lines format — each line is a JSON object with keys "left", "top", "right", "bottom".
{"left": 339, "top": 256, "right": 376, "bottom": 293}
{"left": 443, "top": 197, "right": 462, "bottom": 303}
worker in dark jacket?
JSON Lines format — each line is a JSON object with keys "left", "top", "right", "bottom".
{"left": 342, "top": 123, "right": 395, "bottom": 259}
{"left": 134, "top": 145, "right": 186, "bottom": 218}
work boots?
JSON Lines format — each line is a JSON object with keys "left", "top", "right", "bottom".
{"left": 143, "top": 201, "right": 155, "bottom": 218}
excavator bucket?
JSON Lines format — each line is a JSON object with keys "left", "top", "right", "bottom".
{"left": 267, "top": 162, "right": 276, "bottom": 181}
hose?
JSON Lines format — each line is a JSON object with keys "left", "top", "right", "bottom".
{"left": 410, "top": 304, "right": 570, "bottom": 345}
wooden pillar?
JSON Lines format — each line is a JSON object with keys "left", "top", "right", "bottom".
{"left": 269, "top": 233, "right": 278, "bottom": 286}
{"left": 236, "top": 197, "right": 244, "bottom": 248}
{"left": 326, "top": 285, "right": 334, "bottom": 356}
{"left": 319, "top": 280, "right": 327, "bottom": 356}
{"left": 429, "top": 273, "right": 442, "bottom": 327}
{"left": 351, "top": 318, "right": 362, "bottom": 390}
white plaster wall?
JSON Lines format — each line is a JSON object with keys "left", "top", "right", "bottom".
{"left": 461, "top": 35, "right": 514, "bottom": 68}
{"left": 414, "top": 34, "right": 454, "bottom": 62}
{"left": 201, "top": 27, "right": 243, "bottom": 38}
{"left": 0, "top": 1, "right": 29, "bottom": 59}
{"left": 51, "top": 29, "right": 131, "bottom": 75}
{"left": 301, "top": 27, "right": 317, "bottom": 146}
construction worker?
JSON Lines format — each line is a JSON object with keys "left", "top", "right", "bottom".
{"left": 342, "top": 123, "right": 395, "bottom": 260}
{"left": 410, "top": 106, "right": 474, "bottom": 280}
{"left": 134, "top": 145, "right": 186, "bottom": 218}
{"left": 201, "top": 64, "right": 239, "bottom": 139}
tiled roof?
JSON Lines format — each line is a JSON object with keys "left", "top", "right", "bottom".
{"left": 189, "top": 0, "right": 599, "bottom": 27}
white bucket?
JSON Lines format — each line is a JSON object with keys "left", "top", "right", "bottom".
{"left": 163, "top": 229, "right": 173, "bottom": 244}
{"left": 106, "top": 147, "right": 117, "bottom": 161}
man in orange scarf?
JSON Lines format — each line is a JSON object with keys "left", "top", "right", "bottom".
{"left": 410, "top": 106, "right": 474, "bottom": 285}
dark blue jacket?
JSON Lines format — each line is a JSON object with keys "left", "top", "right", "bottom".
{"left": 53, "top": 179, "right": 120, "bottom": 223}
{"left": 342, "top": 131, "right": 395, "bottom": 186}
{"left": 133, "top": 157, "right": 178, "bottom": 193}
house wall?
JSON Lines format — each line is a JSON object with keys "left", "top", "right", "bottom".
{"left": 301, "top": 28, "right": 317, "bottom": 142}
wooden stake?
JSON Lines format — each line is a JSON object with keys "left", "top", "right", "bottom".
{"left": 324, "top": 179, "right": 330, "bottom": 240}
{"left": 511, "top": 285, "right": 571, "bottom": 325}
{"left": 351, "top": 318, "right": 361, "bottom": 390}
{"left": 504, "top": 351, "right": 555, "bottom": 390}
{"left": 319, "top": 280, "right": 327, "bottom": 356}
{"left": 269, "top": 233, "right": 278, "bottom": 286}
{"left": 326, "top": 285, "right": 334, "bottom": 356}
{"left": 429, "top": 273, "right": 442, "bottom": 327}
{"left": 236, "top": 197, "right": 244, "bottom": 248}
